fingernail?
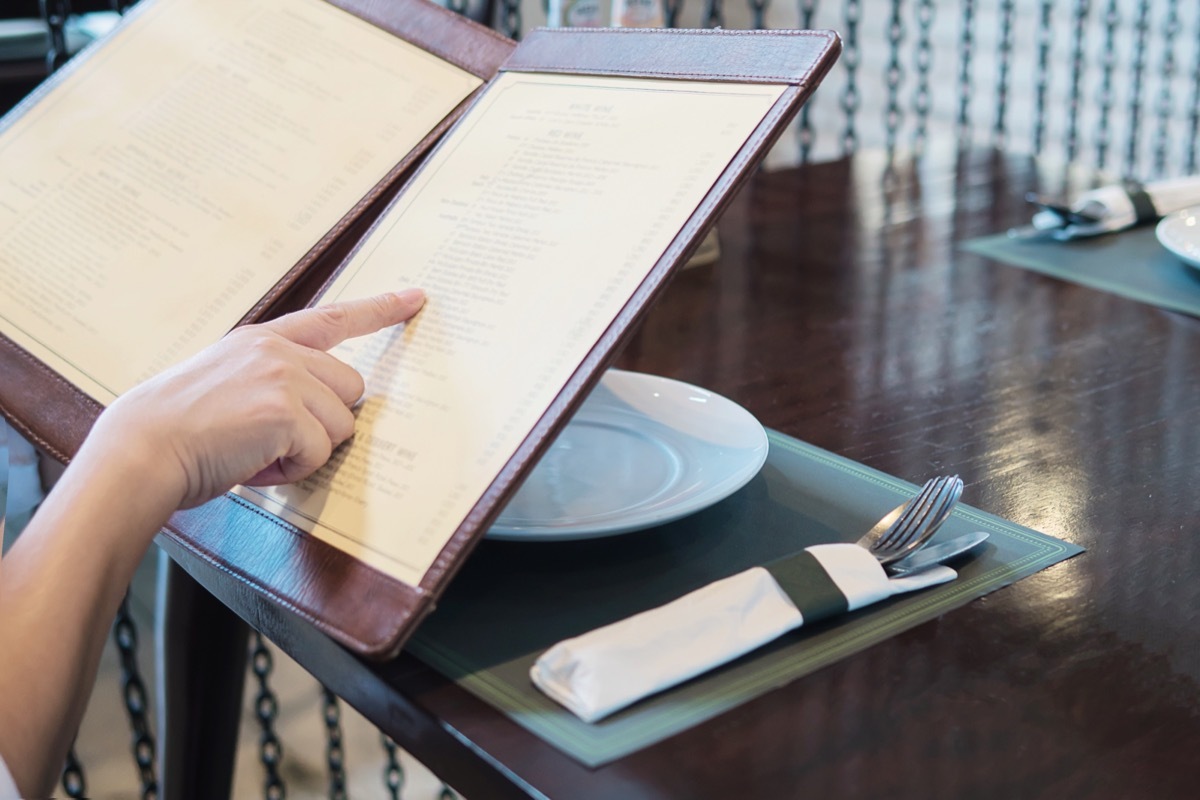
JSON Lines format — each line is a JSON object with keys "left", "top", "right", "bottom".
{"left": 392, "top": 288, "right": 425, "bottom": 305}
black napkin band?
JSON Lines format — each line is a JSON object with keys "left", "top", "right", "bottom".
{"left": 765, "top": 550, "right": 849, "bottom": 624}
{"left": 1123, "top": 179, "right": 1158, "bottom": 224}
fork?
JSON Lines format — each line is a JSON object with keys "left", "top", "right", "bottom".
{"left": 857, "top": 475, "right": 963, "bottom": 565}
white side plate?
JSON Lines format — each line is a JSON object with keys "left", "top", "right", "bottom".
{"left": 1156, "top": 206, "right": 1200, "bottom": 268}
{"left": 488, "top": 370, "right": 769, "bottom": 541}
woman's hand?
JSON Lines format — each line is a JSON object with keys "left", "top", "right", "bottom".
{"left": 4, "top": 291, "right": 431, "bottom": 800}
{"left": 84, "top": 289, "right": 425, "bottom": 511}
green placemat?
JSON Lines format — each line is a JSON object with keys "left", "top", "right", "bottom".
{"left": 408, "top": 432, "right": 1080, "bottom": 767}
{"left": 963, "top": 226, "right": 1200, "bottom": 316}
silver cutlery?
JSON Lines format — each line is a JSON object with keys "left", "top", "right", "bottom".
{"left": 856, "top": 475, "right": 964, "bottom": 565}
{"left": 1008, "top": 193, "right": 1109, "bottom": 240}
{"left": 1024, "top": 192, "right": 1105, "bottom": 225}
{"left": 886, "top": 530, "right": 989, "bottom": 576}
{"left": 854, "top": 476, "right": 944, "bottom": 549}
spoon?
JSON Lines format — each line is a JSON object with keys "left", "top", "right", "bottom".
{"left": 886, "top": 531, "right": 989, "bottom": 575}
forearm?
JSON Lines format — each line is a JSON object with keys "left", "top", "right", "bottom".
{"left": 0, "top": 432, "right": 178, "bottom": 797}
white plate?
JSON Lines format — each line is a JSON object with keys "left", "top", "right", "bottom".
{"left": 487, "top": 370, "right": 769, "bottom": 541}
{"left": 1156, "top": 206, "right": 1200, "bottom": 268}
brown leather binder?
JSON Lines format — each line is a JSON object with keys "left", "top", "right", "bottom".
{"left": 0, "top": 1, "right": 840, "bottom": 659}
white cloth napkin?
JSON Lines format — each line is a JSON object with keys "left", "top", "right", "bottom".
{"left": 530, "top": 543, "right": 956, "bottom": 723}
{"left": 1029, "top": 176, "right": 1200, "bottom": 240}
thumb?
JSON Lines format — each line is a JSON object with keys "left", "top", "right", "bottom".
{"left": 266, "top": 289, "right": 426, "bottom": 351}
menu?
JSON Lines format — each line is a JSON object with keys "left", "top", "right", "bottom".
{"left": 238, "top": 73, "right": 784, "bottom": 585}
{"left": 0, "top": 2, "right": 840, "bottom": 653}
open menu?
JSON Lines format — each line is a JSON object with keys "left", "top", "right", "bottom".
{"left": 0, "top": 0, "right": 840, "bottom": 657}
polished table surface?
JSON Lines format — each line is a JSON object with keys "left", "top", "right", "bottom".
{"left": 166, "top": 148, "right": 1200, "bottom": 799}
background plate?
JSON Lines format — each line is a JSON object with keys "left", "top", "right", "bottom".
{"left": 1156, "top": 206, "right": 1200, "bottom": 268}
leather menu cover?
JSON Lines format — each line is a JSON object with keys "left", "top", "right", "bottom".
{"left": 0, "top": 0, "right": 514, "bottom": 463}
{"left": 162, "top": 27, "right": 841, "bottom": 660}
{"left": 1, "top": 17, "right": 839, "bottom": 660}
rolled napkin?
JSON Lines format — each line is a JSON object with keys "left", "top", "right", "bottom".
{"left": 530, "top": 543, "right": 956, "bottom": 723}
{"left": 1019, "top": 176, "right": 1200, "bottom": 240}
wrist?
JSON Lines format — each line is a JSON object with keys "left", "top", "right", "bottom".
{"left": 68, "top": 409, "right": 190, "bottom": 536}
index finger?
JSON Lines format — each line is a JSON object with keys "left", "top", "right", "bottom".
{"left": 266, "top": 289, "right": 426, "bottom": 351}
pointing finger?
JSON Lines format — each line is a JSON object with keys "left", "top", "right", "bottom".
{"left": 266, "top": 289, "right": 425, "bottom": 352}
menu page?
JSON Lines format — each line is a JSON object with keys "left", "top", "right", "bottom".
{"left": 0, "top": 0, "right": 481, "bottom": 402}
{"left": 238, "top": 72, "right": 786, "bottom": 586}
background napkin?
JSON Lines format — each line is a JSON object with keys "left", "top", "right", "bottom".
{"left": 1031, "top": 176, "right": 1200, "bottom": 240}
{"left": 530, "top": 543, "right": 955, "bottom": 723}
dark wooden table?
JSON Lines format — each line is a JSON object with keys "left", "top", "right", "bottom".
{"left": 162, "top": 148, "right": 1200, "bottom": 799}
